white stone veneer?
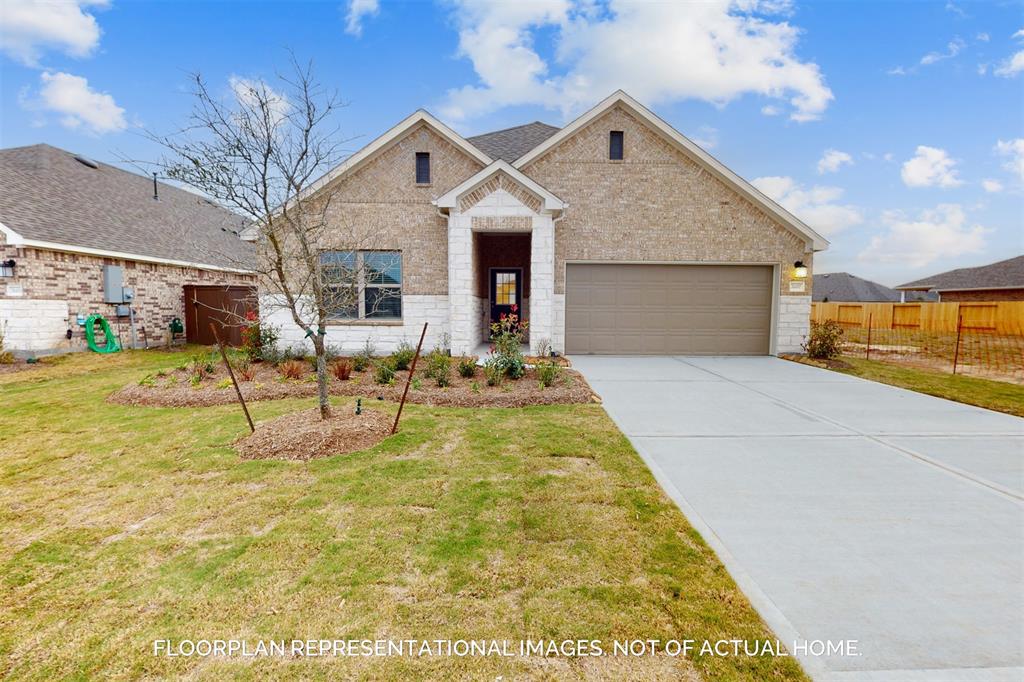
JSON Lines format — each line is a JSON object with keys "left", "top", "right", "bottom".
{"left": 775, "top": 295, "right": 811, "bottom": 354}
{"left": 0, "top": 298, "right": 68, "bottom": 352}
{"left": 263, "top": 294, "right": 450, "bottom": 355}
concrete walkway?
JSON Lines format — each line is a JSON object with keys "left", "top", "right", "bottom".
{"left": 572, "top": 355, "right": 1024, "bottom": 681}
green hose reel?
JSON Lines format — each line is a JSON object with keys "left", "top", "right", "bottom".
{"left": 84, "top": 314, "right": 121, "bottom": 354}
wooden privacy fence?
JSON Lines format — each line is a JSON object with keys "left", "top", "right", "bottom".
{"left": 811, "top": 301, "right": 1024, "bottom": 335}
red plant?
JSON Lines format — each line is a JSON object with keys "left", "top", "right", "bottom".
{"left": 277, "top": 359, "right": 306, "bottom": 380}
{"left": 330, "top": 360, "right": 352, "bottom": 381}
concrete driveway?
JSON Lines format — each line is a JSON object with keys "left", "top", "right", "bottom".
{"left": 572, "top": 355, "right": 1024, "bottom": 682}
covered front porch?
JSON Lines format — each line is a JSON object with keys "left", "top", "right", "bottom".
{"left": 434, "top": 160, "right": 565, "bottom": 357}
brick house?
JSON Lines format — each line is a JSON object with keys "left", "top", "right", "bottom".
{"left": 0, "top": 144, "right": 256, "bottom": 353}
{"left": 264, "top": 91, "right": 828, "bottom": 357}
{"left": 896, "top": 255, "right": 1024, "bottom": 302}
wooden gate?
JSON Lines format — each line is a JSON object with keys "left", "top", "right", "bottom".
{"left": 183, "top": 285, "right": 256, "bottom": 346}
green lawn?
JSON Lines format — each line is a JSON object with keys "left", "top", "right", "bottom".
{"left": 802, "top": 356, "right": 1024, "bottom": 417}
{"left": 0, "top": 350, "right": 806, "bottom": 680}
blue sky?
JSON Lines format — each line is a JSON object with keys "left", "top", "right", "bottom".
{"left": 0, "top": 0, "right": 1021, "bottom": 286}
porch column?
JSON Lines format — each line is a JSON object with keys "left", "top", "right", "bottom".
{"left": 528, "top": 214, "right": 555, "bottom": 355}
{"left": 447, "top": 214, "right": 476, "bottom": 356}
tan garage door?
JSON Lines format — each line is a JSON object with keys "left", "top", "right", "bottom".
{"left": 565, "top": 263, "right": 774, "bottom": 355}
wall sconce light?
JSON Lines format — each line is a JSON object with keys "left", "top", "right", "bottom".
{"left": 793, "top": 260, "right": 808, "bottom": 279}
{"left": 0, "top": 259, "right": 15, "bottom": 277}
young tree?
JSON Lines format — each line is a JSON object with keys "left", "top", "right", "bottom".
{"left": 149, "top": 59, "right": 393, "bottom": 420}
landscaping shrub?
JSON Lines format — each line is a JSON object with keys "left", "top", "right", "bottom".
{"left": 239, "top": 311, "right": 280, "bottom": 362}
{"left": 804, "top": 319, "right": 844, "bottom": 359}
{"left": 425, "top": 351, "right": 451, "bottom": 387}
{"left": 238, "top": 363, "right": 258, "bottom": 382}
{"left": 187, "top": 353, "right": 215, "bottom": 382}
{"left": 458, "top": 357, "right": 477, "bottom": 378}
{"left": 330, "top": 359, "right": 352, "bottom": 381}
{"left": 0, "top": 323, "right": 14, "bottom": 364}
{"left": 483, "top": 356, "right": 504, "bottom": 387}
{"left": 216, "top": 378, "right": 233, "bottom": 389}
{"left": 391, "top": 341, "right": 416, "bottom": 370}
{"left": 489, "top": 306, "right": 528, "bottom": 379}
{"left": 277, "top": 359, "right": 306, "bottom": 380}
{"left": 353, "top": 338, "right": 376, "bottom": 372}
{"left": 374, "top": 358, "right": 396, "bottom": 385}
{"left": 536, "top": 360, "right": 562, "bottom": 388}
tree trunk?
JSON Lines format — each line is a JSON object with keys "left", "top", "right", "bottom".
{"left": 311, "top": 334, "right": 330, "bottom": 420}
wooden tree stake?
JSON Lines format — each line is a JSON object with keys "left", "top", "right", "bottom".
{"left": 392, "top": 322, "right": 428, "bottom": 435}
{"left": 210, "top": 322, "right": 255, "bottom": 433}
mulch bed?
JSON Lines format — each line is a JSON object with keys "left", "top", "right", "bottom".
{"left": 108, "top": 359, "right": 599, "bottom": 408}
{"left": 780, "top": 354, "right": 853, "bottom": 370}
{"left": 234, "top": 408, "right": 393, "bottom": 461}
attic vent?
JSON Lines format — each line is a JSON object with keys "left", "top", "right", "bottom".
{"left": 73, "top": 155, "right": 99, "bottom": 169}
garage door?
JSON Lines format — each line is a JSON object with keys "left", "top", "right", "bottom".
{"left": 565, "top": 263, "right": 773, "bottom": 355}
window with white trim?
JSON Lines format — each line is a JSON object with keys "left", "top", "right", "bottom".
{"left": 320, "top": 250, "right": 402, "bottom": 321}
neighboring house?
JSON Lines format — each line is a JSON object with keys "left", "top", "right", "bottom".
{"left": 813, "top": 272, "right": 936, "bottom": 302}
{"left": 896, "top": 255, "right": 1024, "bottom": 302}
{"left": 0, "top": 144, "right": 256, "bottom": 353}
{"left": 262, "top": 91, "right": 828, "bottom": 357}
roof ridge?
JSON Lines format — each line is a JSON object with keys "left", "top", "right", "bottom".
{"left": 467, "top": 121, "right": 560, "bottom": 139}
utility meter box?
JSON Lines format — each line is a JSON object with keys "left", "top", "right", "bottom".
{"left": 115, "top": 305, "right": 132, "bottom": 318}
{"left": 103, "top": 265, "right": 124, "bottom": 303}
{"left": 121, "top": 286, "right": 134, "bottom": 302}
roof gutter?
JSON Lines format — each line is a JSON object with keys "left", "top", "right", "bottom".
{"left": 10, "top": 237, "right": 253, "bottom": 274}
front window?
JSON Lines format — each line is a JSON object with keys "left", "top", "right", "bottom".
{"left": 320, "top": 250, "right": 402, "bottom": 321}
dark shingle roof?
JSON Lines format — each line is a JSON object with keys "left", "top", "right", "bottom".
{"left": 813, "top": 272, "right": 936, "bottom": 302}
{"left": 467, "top": 122, "right": 561, "bottom": 162}
{"left": 814, "top": 272, "right": 900, "bottom": 302}
{"left": 896, "top": 255, "right": 1024, "bottom": 291}
{"left": 0, "top": 144, "right": 253, "bottom": 270}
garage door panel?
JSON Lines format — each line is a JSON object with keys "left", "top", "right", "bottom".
{"left": 565, "top": 264, "right": 773, "bottom": 355}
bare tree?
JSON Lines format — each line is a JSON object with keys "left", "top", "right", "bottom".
{"left": 148, "top": 59, "right": 394, "bottom": 420}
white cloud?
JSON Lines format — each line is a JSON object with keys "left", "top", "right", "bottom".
{"left": 888, "top": 36, "right": 966, "bottom": 75}
{"left": 0, "top": 0, "right": 107, "bottom": 66}
{"left": 976, "top": 32, "right": 990, "bottom": 42}
{"left": 981, "top": 178, "right": 1003, "bottom": 193}
{"left": 817, "top": 148, "right": 853, "bottom": 174}
{"left": 760, "top": 104, "right": 781, "bottom": 116}
{"left": 688, "top": 125, "right": 718, "bottom": 149}
{"left": 30, "top": 71, "right": 125, "bottom": 134}
{"left": 440, "top": 0, "right": 833, "bottom": 124}
{"left": 752, "top": 175, "right": 862, "bottom": 236}
{"left": 994, "top": 28, "right": 1024, "bottom": 77}
{"left": 344, "top": 0, "right": 379, "bottom": 37}
{"left": 229, "top": 76, "right": 291, "bottom": 127}
{"left": 994, "top": 138, "right": 1024, "bottom": 182}
{"left": 901, "top": 145, "right": 962, "bottom": 188}
{"left": 920, "top": 36, "right": 965, "bottom": 65}
{"left": 859, "top": 204, "right": 989, "bottom": 267}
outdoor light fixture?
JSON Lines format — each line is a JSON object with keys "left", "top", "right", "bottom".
{"left": 793, "top": 261, "right": 808, "bottom": 279}
{"left": 0, "top": 259, "right": 15, "bottom": 277}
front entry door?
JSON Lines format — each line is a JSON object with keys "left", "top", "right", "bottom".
{"left": 490, "top": 268, "right": 522, "bottom": 328}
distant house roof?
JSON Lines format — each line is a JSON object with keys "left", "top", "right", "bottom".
{"left": 0, "top": 144, "right": 253, "bottom": 271}
{"left": 467, "top": 122, "right": 561, "bottom": 163}
{"left": 814, "top": 272, "right": 900, "bottom": 302}
{"left": 896, "top": 255, "right": 1024, "bottom": 292}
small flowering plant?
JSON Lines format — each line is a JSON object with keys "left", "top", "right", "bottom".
{"left": 488, "top": 304, "right": 528, "bottom": 379}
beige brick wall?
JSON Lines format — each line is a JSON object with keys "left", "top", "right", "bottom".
{"left": 519, "top": 104, "right": 814, "bottom": 296}
{"left": 0, "top": 234, "right": 253, "bottom": 350}
{"left": 313, "top": 122, "right": 485, "bottom": 296}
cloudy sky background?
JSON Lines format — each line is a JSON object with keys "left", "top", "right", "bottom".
{"left": 0, "top": 0, "right": 1021, "bottom": 286}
